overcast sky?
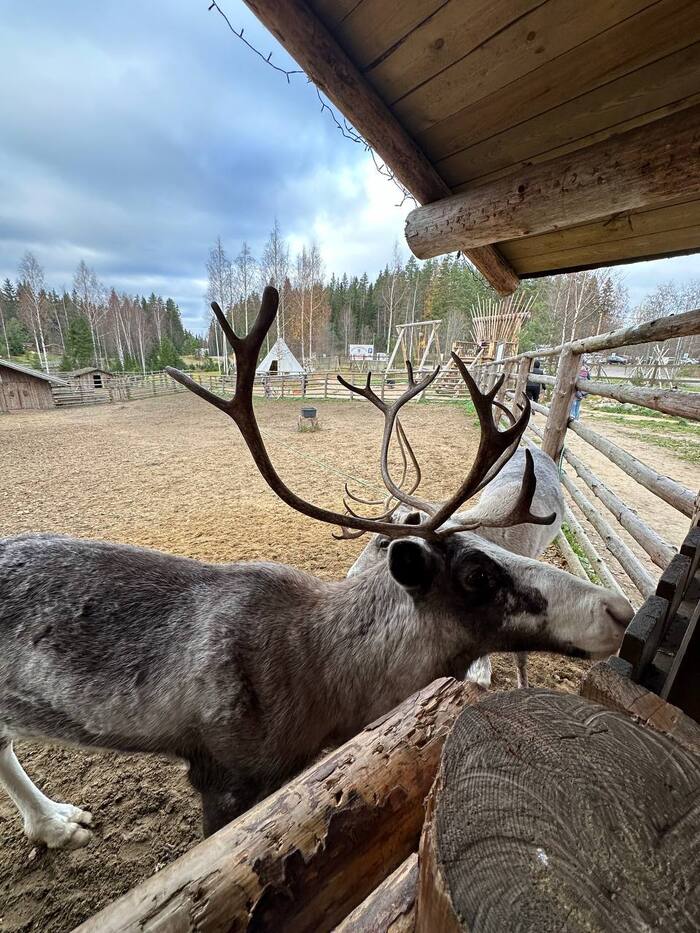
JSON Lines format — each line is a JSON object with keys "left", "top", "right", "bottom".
{"left": 2, "top": 0, "right": 699, "bottom": 332}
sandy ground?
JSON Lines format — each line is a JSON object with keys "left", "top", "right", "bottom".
{"left": 0, "top": 394, "right": 654, "bottom": 931}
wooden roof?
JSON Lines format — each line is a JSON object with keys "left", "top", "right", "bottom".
{"left": 0, "top": 359, "right": 69, "bottom": 386}
{"left": 245, "top": 0, "right": 700, "bottom": 293}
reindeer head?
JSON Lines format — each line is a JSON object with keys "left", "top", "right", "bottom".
{"left": 167, "top": 287, "right": 631, "bottom": 662}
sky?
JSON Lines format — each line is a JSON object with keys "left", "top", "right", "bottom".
{"left": 2, "top": 0, "right": 699, "bottom": 332}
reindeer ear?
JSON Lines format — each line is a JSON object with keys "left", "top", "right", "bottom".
{"left": 388, "top": 539, "right": 438, "bottom": 593}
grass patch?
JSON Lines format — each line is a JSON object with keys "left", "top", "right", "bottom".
{"left": 561, "top": 523, "right": 603, "bottom": 586}
{"left": 594, "top": 412, "right": 700, "bottom": 438}
{"left": 629, "top": 432, "right": 700, "bottom": 464}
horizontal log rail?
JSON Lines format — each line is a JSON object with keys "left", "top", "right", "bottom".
{"left": 561, "top": 447, "right": 676, "bottom": 571}
{"left": 76, "top": 677, "right": 482, "bottom": 933}
{"left": 561, "top": 472, "right": 656, "bottom": 599}
{"left": 578, "top": 379, "right": 700, "bottom": 421}
{"left": 567, "top": 419, "right": 696, "bottom": 518}
{"left": 561, "top": 504, "right": 626, "bottom": 597}
{"left": 472, "top": 307, "right": 700, "bottom": 367}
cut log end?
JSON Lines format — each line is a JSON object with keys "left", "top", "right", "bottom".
{"left": 416, "top": 688, "right": 700, "bottom": 933}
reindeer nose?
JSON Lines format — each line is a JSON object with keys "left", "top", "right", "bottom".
{"left": 605, "top": 595, "right": 634, "bottom": 631}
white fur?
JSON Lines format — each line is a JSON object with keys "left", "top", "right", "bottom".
{"left": 0, "top": 741, "right": 92, "bottom": 849}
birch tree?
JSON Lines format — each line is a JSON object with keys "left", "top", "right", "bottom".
{"left": 234, "top": 242, "right": 256, "bottom": 335}
{"left": 206, "top": 237, "right": 233, "bottom": 373}
{"left": 18, "top": 252, "right": 50, "bottom": 370}
{"left": 260, "top": 219, "right": 289, "bottom": 346}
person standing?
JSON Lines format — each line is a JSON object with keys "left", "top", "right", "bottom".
{"left": 526, "top": 359, "right": 543, "bottom": 403}
{"left": 571, "top": 364, "right": 590, "bottom": 420}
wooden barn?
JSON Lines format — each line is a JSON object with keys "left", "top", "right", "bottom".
{"left": 0, "top": 359, "right": 68, "bottom": 412}
{"left": 67, "top": 366, "right": 114, "bottom": 390}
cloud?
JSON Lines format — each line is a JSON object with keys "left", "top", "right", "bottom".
{"left": 1, "top": 0, "right": 698, "bottom": 332}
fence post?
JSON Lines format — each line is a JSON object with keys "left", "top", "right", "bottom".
{"left": 324, "top": 373, "right": 329, "bottom": 399}
{"left": 542, "top": 348, "right": 581, "bottom": 461}
{"left": 513, "top": 357, "right": 531, "bottom": 405}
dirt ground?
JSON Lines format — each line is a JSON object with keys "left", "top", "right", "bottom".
{"left": 0, "top": 394, "right": 639, "bottom": 931}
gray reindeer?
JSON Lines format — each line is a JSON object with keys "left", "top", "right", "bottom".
{"left": 0, "top": 287, "right": 632, "bottom": 849}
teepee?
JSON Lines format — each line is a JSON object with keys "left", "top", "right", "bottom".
{"left": 256, "top": 338, "right": 304, "bottom": 374}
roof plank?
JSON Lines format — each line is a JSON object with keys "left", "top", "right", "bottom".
{"left": 439, "top": 44, "right": 700, "bottom": 188}
{"left": 392, "top": 0, "right": 656, "bottom": 134}
{"left": 419, "top": 0, "right": 700, "bottom": 167}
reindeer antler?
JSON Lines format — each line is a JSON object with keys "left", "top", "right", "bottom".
{"left": 167, "top": 288, "right": 554, "bottom": 542}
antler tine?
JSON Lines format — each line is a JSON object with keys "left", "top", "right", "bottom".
{"left": 424, "top": 353, "right": 532, "bottom": 533}
{"left": 444, "top": 448, "right": 556, "bottom": 534}
{"left": 167, "top": 287, "right": 434, "bottom": 541}
{"left": 336, "top": 371, "right": 387, "bottom": 412}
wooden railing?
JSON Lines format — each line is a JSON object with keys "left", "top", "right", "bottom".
{"left": 469, "top": 307, "right": 700, "bottom": 707}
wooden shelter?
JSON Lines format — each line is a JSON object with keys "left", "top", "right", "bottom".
{"left": 243, "top": 0, "right": 700, "bottom": 293}
{"left": 67, "top": 367, "right": 114, "bottom": 390}
{"left": 0, "top": 359, "right": 68, "bottom": 411}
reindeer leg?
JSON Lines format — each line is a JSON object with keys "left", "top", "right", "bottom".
{"left": 514, "top": 652, "right": 529, "bottom": 689}
{"left": 465, "top": 655, "right": 492, "bottom": 688}
{"left": 0, "top": 737, "right": 92, "bottom": 849}
{"left": 187, "top": 749, "right": 256, "bottom": 837}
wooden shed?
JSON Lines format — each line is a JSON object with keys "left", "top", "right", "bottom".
{"left": 243, "top": 0, "right": 700, "bottom": 293}
{"left": 67, "top": 367, "right": 114, "bottom": 390}
{"left": 0, "top": 359, "right": 68, "bottom": 412}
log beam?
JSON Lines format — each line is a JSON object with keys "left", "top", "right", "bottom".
{"left": 542, "top": 348, "right": 581, "bottom": 461}
{"left": 561, "top": 471, "right": 656, "bottom": 597}
{"left": 567, "top": 418, "right": 696, "bottom": 518}
{"left": 242, "top": 0, "right": 518, "bottom": 295}
{"left": 75, "top": 677, "right": 482, "bottom": 933}
{"left": 405, "top": 104, "right": 700, "bottom": 257}
{"left": 562, "top": 447, "right": 676, "bottom": 570}
{"left": 334, "top": 854, "right": 418, "bottom": 933}
{"left": 580, "top": 379, "right": 700, "bottom": 421}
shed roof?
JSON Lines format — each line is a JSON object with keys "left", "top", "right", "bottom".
{"left": 248, "top": 1, "right": 700, "bottom": 293}
{"left": 68, "top": 367, "right": 113, "bottom": 376}
{"left": 0, "top": 359, "right": 69, "bottom": 386}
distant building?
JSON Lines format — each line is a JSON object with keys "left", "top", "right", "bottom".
{"left": 0, "top": 359, "right": 68, "bottom": 412}
{"left": 67, "top": 367, "right": 114, "bottom": 390}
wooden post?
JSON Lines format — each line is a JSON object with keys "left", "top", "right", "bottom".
{"left": 513, "top": 356, "right": 531, "bottom": 405}
{"left": 324, "top": 373, "right": 329, "bottom": 399}
{"left": 416, "top": 690, "right": 700, "bottom": 933}
{"left": 76, "top": 678, "right": 483, "bottom": 933}
{"left": 542, "top": 348, "right": 581, "bottom": 461}
{"left": 334, "top": 854, "right": 418, "bottom": 933}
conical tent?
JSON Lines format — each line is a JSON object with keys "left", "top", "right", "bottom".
{"left": 256, "top": 338, "right": 304, "bottom": 374}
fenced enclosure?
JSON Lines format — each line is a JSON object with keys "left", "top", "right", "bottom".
{"left": 468, "top": 306, "right": 700, "bottom": 712}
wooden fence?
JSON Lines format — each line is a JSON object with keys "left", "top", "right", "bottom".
{"left": 468, "top": 306, "right": 700, "bottom": 706}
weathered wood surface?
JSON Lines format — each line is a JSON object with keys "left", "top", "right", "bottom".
{"left": 415, "top": 688, "right": 700, "bottom": 933}
{"left": 567, "top": 417, "right": 696, "bottom": 517}
{"left": 541, "top": 347, "right": 581, "bottom": 461}
{"left": 75, "top": 677, "right": 483, "bottom": 933}
{"left": 405, "top": 104, "right": 700, "bottom": 256}
{"left": 580, "top": 378, "right": 700, "bottom": 421}
{"left": 562, "top": 446, "right": 676, "bottom": 569}
{"left": 334, "top": 854, "right": 418, "bottom": 933}
{"left": 242, "top": 1, "right": 519, "bottom": 295}
{"left": 619, "top": 594, "right": 670, "bottom": 680}
{"left": 582, "top": 659, "right": 700, "bottom": 755}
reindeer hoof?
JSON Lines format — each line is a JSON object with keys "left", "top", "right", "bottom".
{"left": 25, "top": 802, "right": 93, "bottom": 850}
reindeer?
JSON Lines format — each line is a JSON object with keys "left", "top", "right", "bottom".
{"left": 347, "top": 444, "right": 565, "bottom": 689}
{"left": 0, "top": 287, "right": 632, "bottom": 850}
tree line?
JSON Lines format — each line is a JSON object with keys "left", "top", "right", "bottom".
{"left": 205, "top": 223, "right": 636, "bottom": 367}
{"left": 0, "top": 252, "right": 199, "bottom": 373}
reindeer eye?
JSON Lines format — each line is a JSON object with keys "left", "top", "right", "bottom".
{"left": 462, "top": 567, "right": 489, "bottom": 591}
{"left": 378, "top": 538, "right": 390, "bottom": 550}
